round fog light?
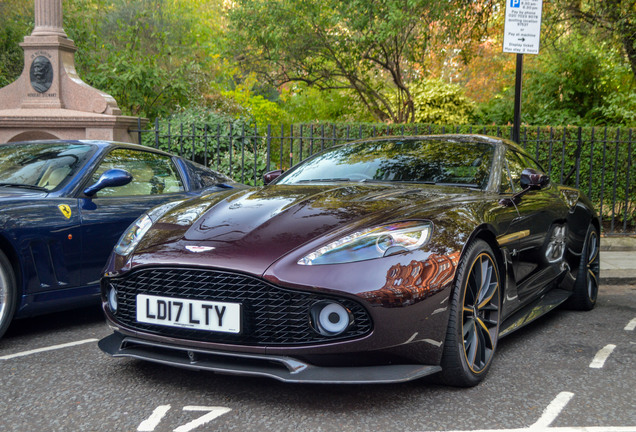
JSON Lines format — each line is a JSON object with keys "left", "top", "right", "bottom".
{"left": 311, "top": 302, "right": 351, "bottom": 336}
{"left": 107, "top": 285, "right": 118, "bottom": 313}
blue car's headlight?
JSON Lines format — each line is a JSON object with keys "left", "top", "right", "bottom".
{"left": 114, "top": 214, "right": 153, "bottom": 256}
{"left": 298, "top": 221, "right": 433, "bottom": 265}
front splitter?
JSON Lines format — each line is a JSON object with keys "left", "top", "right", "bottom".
{"left": 98, "top": 332, "right": 441, "bottom": 384}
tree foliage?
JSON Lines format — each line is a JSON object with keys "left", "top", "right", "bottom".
{"left": 548, "top": 0, "right": 636, "bottom": 79}
{"left": 64, "top": 0, "right": 227, "bottom": 119}
{"left": 474, "top": 32, "right": 635, "bottom": 126}
{"left": 0, "top": 0, "right": 633, "bottom": 127}
{"left": 226, "top": 0, "right": 496, "bottom": 124}
{"left": 0, "top": 0, "right": 32, "bottom": 88}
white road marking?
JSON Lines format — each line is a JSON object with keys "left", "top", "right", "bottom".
{"left": 0, "top": 338, "right": 98, "bottom": 360}
{"left": 530, "top": 392, "right": 574, "bottom": 429}
{"left": 174, "top": 406, "right": 232, "bottom": 432}
{"left": 138, "top": 405, "right": 171, "bottom": 432}
{"left": 625, "top": 318, "right": 636, "bottom": 331}
{"left": 423, "top": 427, "right": 636, "bottom": 431}
{"left": 415, "top": 392, "right": 636, "bottom": 432}
{"left": 589, "top": 344, "right": 617, "bottom": 369}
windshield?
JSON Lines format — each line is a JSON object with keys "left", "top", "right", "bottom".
{"left": 276, "top": 138, "right": 495, "bottom": 189}
{"left": 0, "top": 142, "right": 96, "bottom": 191}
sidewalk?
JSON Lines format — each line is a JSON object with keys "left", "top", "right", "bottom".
{"left": 600, "top": 237, "right": 636, "bottom": 285}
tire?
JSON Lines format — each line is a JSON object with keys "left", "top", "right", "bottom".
{"left": 564, "top": 225, "right": 599, "bottom": 311}
{"left": 439, "top": 240, "right": 501, "bottom": 387}
{"left": 0, "top": 249, "right": 17, "bottom": 340}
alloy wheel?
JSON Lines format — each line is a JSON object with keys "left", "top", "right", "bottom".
{"left": 586, "top": 230, "right": 600, "bottom": 301}
{"left": 462, "top": 253, "right": 500, "bottom": 374}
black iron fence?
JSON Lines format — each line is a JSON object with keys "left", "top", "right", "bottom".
{"left": 132, "top": 119, "right": 635, "bottom": 235}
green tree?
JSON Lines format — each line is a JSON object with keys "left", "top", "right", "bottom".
{"left": 474, "top": 32, "right": 635, "bottom": 126}
{"left": 550, "top": 0, "right": 636, "bottom": 79}
{"left": 0, "top": 0, "right": 32, "bottom": 88}
{"left": 226, "top": 0, "right": 496, "bottom": 123}
{"left": 63, "top": 0, "right": 226, "bottom": 119}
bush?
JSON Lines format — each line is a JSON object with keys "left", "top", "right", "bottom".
{"left": 141, "top": 107, "right": 268, "bottom": 186}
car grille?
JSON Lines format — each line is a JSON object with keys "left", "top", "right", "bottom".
{"left": 107, "top": 267, "right": 373, "bottom": 346}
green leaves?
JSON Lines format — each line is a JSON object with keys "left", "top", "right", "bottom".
{"left": 226, "top": 0, "right": 494, "bottom": 123}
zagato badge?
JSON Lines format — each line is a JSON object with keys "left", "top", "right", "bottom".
{"left": 58, "top": 204, "right": 72, "bottom": 219}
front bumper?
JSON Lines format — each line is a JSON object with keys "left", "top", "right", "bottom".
{"left": 99, "top": 332, "right": 441, "bottom": 384}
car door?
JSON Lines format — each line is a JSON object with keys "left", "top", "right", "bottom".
{"left": 501, "top": 150, "right": 569, "bottom": 304}
{"left": 79, "top": 148, "right": 192, "bottom": 286}
{"left": 0, "top": 142, "right": 99, "bottom": 296}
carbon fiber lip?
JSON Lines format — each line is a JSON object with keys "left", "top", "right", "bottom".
{"left": 98, "top": 332, "right": 441, "bottom": 384}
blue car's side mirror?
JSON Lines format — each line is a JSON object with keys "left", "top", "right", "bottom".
{"left": 84, "top": 169, "right": 133, "bottom": 197}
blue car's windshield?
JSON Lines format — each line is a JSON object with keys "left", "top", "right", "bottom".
{"left": 0, "top": 142, "right": 96, "bottom": 191}
{"left": 276, "top": 139, "right": 495, "bottom": 189}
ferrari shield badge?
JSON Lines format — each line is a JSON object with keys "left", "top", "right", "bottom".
{"left": 58, "top": 204, "right": 72, "bottom": 219}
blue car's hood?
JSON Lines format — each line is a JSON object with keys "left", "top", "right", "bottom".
{"left": 0, "top": 188, "right": 48, "bottom": 200}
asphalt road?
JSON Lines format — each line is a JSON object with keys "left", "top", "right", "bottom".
{"left": 1, "top": 284, "right": 634, "bottom": 432}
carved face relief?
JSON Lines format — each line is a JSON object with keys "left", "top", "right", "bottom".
{"left": 30, "top": 56, "right": 53, "bottom": 93}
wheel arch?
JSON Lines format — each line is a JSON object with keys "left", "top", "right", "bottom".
{"left": 0, "top": 234, "right": 22, "bottom": 296}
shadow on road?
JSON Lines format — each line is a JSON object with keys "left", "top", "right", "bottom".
{"left": 3, "top": 304, "right": 105, "bottom": 340}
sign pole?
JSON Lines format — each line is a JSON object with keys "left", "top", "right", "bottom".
{"left": 503, "top": 0, "right": 543, "bottom": 144}
{"left": 513, "top": 53, "right": 523, "bottom": 144}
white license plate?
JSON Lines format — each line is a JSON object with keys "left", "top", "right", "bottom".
{"left": 136, "top": 294, "right": 241, "bottom": 333}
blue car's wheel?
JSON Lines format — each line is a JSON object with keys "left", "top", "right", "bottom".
{"left": 439, "top": 239, "right": 501, "bottom": 387}
{"left": 0, "top": 249, "right": 17, "bottom": 339}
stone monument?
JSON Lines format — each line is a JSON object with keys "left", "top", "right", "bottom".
{"left": 0, "top": 0, "right": 141, "bottom": 143}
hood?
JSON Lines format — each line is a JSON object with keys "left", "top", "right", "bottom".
{"left": 131, "top": 183, "right": 480, "bottom": 275}
{"left": 0, "top": 188, "right": 47, "bottom": 200}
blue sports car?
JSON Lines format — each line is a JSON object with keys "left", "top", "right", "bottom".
{"left": 0, "top": 140, "right": 236, "bottom": 339}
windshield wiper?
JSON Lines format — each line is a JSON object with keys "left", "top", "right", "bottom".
{"left": 296, "top": 178, "right": 351, "bottom": 183}
{"left": 0, "top": 182, "right": 49, "bottom": 192}
{"left": 370, "top": 180, "right": 480, "bottom": 189}
{"left": 434, "top": 182, "right": 480, "bottom": 189}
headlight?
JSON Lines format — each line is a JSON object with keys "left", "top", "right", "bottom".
{"left": 298, "top": 220, "right": 433, "bottom": 265}
{"left": 114, "top": 213, "right": 153, "bottom": 256}
{"left": 107, "top": 284, "right": 118, "bottom": 313}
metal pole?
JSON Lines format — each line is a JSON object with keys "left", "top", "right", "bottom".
{"left": 513, "top": 53, "right": 523, "bottom": 144}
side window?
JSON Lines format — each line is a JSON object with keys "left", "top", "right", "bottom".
{"left": 184, "top": 160, "right": 232, "bottom": 189}
{"left": 91, "top": 149, "right": 184, "bottom": 197}
{"left": 500, "top": 158, "right": 516, "bottom": 194}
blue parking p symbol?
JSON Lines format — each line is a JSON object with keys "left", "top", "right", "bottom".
{"left": 510, "top": 0, "right": 520, "bottom": 7}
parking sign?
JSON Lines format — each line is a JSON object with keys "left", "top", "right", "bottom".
{"left": 503, "top": 0, "right": 543, "bottom": 54}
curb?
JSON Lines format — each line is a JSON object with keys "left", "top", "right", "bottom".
{"left": 600, "top": 276, "right": 636, "bottom": 285}
{"left": 601, "top": 236, "right": 636, "bottom": 251}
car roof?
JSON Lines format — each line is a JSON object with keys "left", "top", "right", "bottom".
{"left": 337, "top": 134, "right": 532, "bottom": 157}
{"left": 0, "top": 139, "right": 176, "bottom": 158}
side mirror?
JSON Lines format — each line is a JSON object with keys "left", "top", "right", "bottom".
{"left": 520, "top": 168, "right": 550, "bottom": 190}
{"left": 84, "top": 169, "right": 133, "bottom": 197}
{"left": 263, "top": 169, "right": 284, "bottom": 185}
{"left": 500, "top": 168, "right": 550, "bottom": 207}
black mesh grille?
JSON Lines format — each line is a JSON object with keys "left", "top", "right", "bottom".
{"left": 108, "top": 267, "right": 373, "bottom": 346}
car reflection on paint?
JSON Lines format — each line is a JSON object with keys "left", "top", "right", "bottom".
{"left": 0, "top": 139, "right": 239, "bottom": 339}
{"left": 98, "top": 135, "right": 600, "bottom": 386}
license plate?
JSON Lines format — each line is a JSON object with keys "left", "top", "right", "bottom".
{"left": 136, "top": 294, "right": 241, "bottom": 333}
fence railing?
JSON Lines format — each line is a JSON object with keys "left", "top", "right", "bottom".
{"left": 132, "top": 119, "right": 635, "bottom": 236}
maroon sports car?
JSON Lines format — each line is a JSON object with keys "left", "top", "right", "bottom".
{"left": 98, "top": 135, "right": 600, "bottom": 386}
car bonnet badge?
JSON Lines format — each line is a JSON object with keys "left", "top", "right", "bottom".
{"left": 185, "top": 245, "right": 216, "bottom": 253}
